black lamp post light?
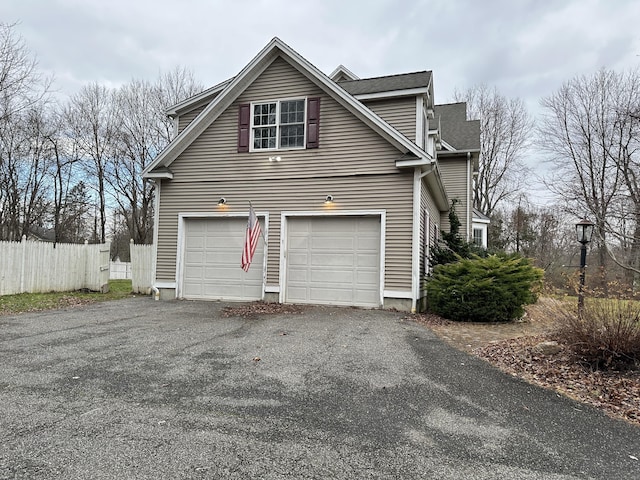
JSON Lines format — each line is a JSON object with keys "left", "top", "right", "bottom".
{"left": 575, "top": 218, "right": 595, "bottom": 315}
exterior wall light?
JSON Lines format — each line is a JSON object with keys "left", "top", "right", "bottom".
{"left": 217, "top": 197, "right": 227, "bottom": 206}
{"left": 325, "top": 195, "right": 334, "bottom": 204}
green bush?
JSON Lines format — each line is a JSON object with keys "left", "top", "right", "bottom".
{"left": 548, "top": 298, "right": 640, "bottom": 370}
{"left": 426, "top": 254, "right": 544, "bottom": 323}
{"left": 430, "top": 199, "right": 486, "bottom": 267}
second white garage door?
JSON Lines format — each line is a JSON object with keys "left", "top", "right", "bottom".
{"left": 285, "top": 216, "right": 381, "bottom": 307}
{"left": 182, "top": 217, "right": 264, "bottom": 301}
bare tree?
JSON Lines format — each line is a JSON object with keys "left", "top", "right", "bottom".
{"left": 0, "top": 22, "right": 52, "bottom": 240}
{"left": 107, "top": 68, "right": 202, "bottom": 244}
{"left": 538, "top": 68, "right": 638, "bottom": 281}
{"left": 0, "top": 22, "right": 51, "bottom": 121}
{"left": 65, "top": 83, "right": 117, "bottom": 243}
{"left": 454, "top": 84, "right": 532, "bottom": 216}
{"left": 151, "top": 66, "right": 202, "bottom": 142}
{"left": 606, "top": 69, "right": 640, "bottom": 283}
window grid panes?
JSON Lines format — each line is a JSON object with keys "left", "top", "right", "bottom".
{"left": 252, "top": 99, "right": 305, "bottom": 150}
{"left": 473, "top": 228, "right": 483, "bottom": 246}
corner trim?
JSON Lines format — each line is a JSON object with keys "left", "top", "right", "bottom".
{"left": 383, "top": 290, "right": 413, "bottom": 299}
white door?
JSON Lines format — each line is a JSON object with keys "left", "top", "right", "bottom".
{"left": 182, "top": 217, "right": 263, "bottom": 300}
{"left": 285, "top": 216, "right": 381, "bottom": 307}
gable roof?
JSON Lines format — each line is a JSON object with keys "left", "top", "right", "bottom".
{"left": 433, "top": 102, "right": 480, "bottom": 151}
{"left": 143, "top": 37, "right": 435, "bottom": 178}
{"left": 338, "top": 71, "right": 432, "bottom": 97}
{"left": 166, "top": 78, "right": 234, "bottom": 117}
{"left": 329, "top": 65, "right": 359, "bottom": 82}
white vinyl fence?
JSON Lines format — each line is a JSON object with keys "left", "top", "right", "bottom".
{"left": 130, "top": 242, "right": 154, "bottom": 294}
{"left": 0, "top": 238, "right": 110, "bottom": 296}
{"left": 110, "top": 259, "right": 132, "bottom": 280}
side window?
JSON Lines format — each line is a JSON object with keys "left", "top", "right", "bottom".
{"left": 473, "top": 227, "right": 484, "bottom": 246}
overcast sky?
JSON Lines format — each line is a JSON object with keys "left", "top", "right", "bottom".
{"left": 5, "top": 0, "right": 640, "bottom": 203}
{"left": 6, "top": 0, "right": 639, "bottom": 106}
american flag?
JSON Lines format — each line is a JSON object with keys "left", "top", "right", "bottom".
{"left": 241, "top": 204, "right": 262, "bottom": 272}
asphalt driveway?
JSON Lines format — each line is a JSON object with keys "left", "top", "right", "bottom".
{"left": 0, "top": 298, "right": 638, "bottom": 479}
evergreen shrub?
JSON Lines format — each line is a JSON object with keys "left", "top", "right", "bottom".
{"left": 426, "top": 254, "right": 544, "bottom": 322}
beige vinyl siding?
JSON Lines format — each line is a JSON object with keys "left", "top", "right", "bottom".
{"left": 169, "top": 58, "right": 401, "bottom": 182}
{"left": 420, "top": 178, "right": 441, "bottom": 276}
{"left": 177, "top": 104, "right": 208, "bottom": 135}
{"left": 439, "top": 157, "right": 470, "bottom": 236}
{"left": 363, "top": 97, "right": 416, "bottom": 143}
{"left": 156, "top": 174, "right": 413, "bottom": 290}
{"left": 156, "top": 56, "right": 415, "bottom": 291}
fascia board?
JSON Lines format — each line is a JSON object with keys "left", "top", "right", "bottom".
{"left": 143, "top": 171, "right": 173, "bottom": 180}
{"left": 396, "top": 158, "right": 432, "bottom": 168}
{"left": 424, "top": 163, "right": 450, "bottom": 211}
{"left": 436, "top": 148, "right": 481, "bottom": 157}
{"left": 354, "top": 87, "right": 429, "bottom": 101}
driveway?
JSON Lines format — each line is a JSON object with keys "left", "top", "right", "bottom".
{"left": 0, "top": 298, "right": 638, "bottom": 479}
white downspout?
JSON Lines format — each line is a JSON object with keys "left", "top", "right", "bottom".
{"left": 151, "top": 179, "right": 161, "bottom": 300}
{"left": 411, "top": 167, "right": 421, "bottom": 313}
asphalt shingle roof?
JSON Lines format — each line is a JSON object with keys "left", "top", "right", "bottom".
{"left": 338, "top": 71, "right": 432, "bottom": 95}
{"left": 433, "top": 102, "right": 480, "bottom": 151}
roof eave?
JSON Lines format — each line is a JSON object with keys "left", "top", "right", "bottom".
{"left": 165, "top": 78, "right": 234, "bottom": 117}
{"left": 143, "top": 170, "right": 174, "bottom": 180}
{"left": 419, "top": 162, "right": 449, "bottom": 211}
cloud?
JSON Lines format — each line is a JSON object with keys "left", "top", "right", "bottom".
{"left": 4, "top": 0, "right": 639, "bottom": 113}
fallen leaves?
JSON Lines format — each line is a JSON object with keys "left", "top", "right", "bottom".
{"left": 221, "top": 302, "right": 307, "bottom": 318}
{"left": 475, "top": 335, "right": 640, "bottom": 426}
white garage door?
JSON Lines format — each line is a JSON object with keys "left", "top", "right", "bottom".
{"left": 182, "top": 217, "right": 264, "bottom": 300}
{"left": 285, "top": 216, "right": 381, "bottom": 307}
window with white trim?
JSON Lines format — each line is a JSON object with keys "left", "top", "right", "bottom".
{"left": 251, "top": 99, "right": 306, "bottom": 150}
{"left": 473, "top": 227, "right": 484, "bottom": 246}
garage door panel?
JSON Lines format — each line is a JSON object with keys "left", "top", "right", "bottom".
{"left": 287, "top": 269, "right": 308, "bottom": 282}
{"left": 186, "top": 235, "right": 205, "bottom": 248}
{"left": 357, "top": 254, "right": 379, "bottom": 267}
{"left": 182, "top": 218, "right": 263, "bottom": 301}
{"left": 310, "top": 237, "right": 354, "bottom": 249}
{"left": 356, "top": 270, "right": 379, "bottom": 284}
{"left": 285, "top": 216, "right": 381, "bottom": 307}
{"left": 357, "top": 237, "right": 380, "bottom": 250}
{"left": 310, "top": 269, "right": 354, "bottom": 283}
{"left": 288, "top": 253, "right": 308, "bottom": 266}
{"left": 311, "top": 253, "right": 355, "bottom": 267}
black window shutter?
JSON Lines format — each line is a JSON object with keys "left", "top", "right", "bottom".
{"left": 238, "top": 103, "right": 250, "bottom": 152}
{"left": 306, "top": 97, "right": 320, "bottom": 149}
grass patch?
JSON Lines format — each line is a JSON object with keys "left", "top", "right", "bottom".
{"left": 0, "top": 280, "right": 135, "bottom": 316}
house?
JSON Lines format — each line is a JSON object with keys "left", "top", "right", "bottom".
{"left": 142, "top": 37, "right": 480, "bottom": 312}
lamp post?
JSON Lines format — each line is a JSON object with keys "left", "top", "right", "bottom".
{"left": 575, "top": 218, "right": 594, "bottom": 315}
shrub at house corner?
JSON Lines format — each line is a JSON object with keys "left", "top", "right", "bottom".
{"left": 426, "top": 254, "right": 544, "bottom": 323}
